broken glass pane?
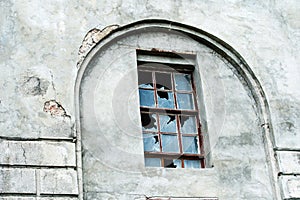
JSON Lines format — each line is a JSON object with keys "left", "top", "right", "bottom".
{"left": 173, "top": 159, "right": 182, "bottom": 168}
{"left": 177, "top": 93, "right": 194, "bottom": 110}
{"left": 139, "top": 83, "right": 154, "bottom": 89}
{"left": 155, "top": 72, "right": 172, "bottom": 90}
{"left": 164, "top": 159, "right": 182, "bottom": 168}
{"left": 143, "top": 133, "right": 160, "bottom": 152}
{"left": 139, "top": 89, "right": 155, "bottom": 107}
{"left": 159, "top": 114, "right": 177, "bottom": 133}
{"left": 180, "top": 115, "right": 197, "bottom": 134}
{"left": 141, "top": 113, "right": 157, "bottom": 131}
{"left": 182, "top": 136, "right": 198, "bottom": 154}
{"left": 138, "top": 71, "right": 153, "bottom": 89}
{"left": 184, "top": 160, "right": 200, "bottom": 168}
{"left": 175, "top": 73, "right": 192, "bottom": 91}
{"left": 145, "top": 158, "right": 161, "bottom": 167}
{"left": 161, "top": 134, "right": 179, "bottom": 153}
{"left": 157, "top": 91, "right": 174, "bottom": 108}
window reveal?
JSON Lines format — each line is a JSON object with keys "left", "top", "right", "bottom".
{"left": 137, "top": 54, "right": 205, "bottom": 169}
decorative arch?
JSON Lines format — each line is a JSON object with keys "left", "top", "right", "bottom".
{"left": 75, "top": 19, "right": 279, "bottom": 199}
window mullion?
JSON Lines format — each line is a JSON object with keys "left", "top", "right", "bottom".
{"left": 153, "top": 71, "right": 158, "bottom": 108}
{"left": 171, "top": 72, "right": 178, "bottom": 110}
{"left": 176, "top": 114, "right": 184, "bottom": 168}
{"left": 157, "top": 114, "right": 163, "bottom": 153}
{"left": 172, "top": 72, "right": 183, "bottom": 166}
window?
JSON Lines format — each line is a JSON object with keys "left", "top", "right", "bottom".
{"left": 137, "top": 50, "right": 205, "bottom": 169}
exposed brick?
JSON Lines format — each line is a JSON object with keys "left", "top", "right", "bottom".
{"left": 0, "top": 140, "right": 76, "bottom": 167}
{"left": 40, "top": 169, "right": 78, "bottom": 195}
{"left": 0, "top": 169, "right": 36, "bottom": 194}
{"left": 280, "top": 175, "right": 300, "bottom": 199}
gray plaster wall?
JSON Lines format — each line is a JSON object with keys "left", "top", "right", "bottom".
{"left": 0, "top": 0, "right": 299, "bottom": 199}
{"left": 80, "top": 29, "right": 273, "bottom": 199}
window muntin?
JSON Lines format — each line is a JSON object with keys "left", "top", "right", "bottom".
{"left": 138, "top": 59, "right": 205, "bottom": 169}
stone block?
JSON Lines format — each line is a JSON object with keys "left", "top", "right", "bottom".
{"left": 38, "top": 198, "right": 78, "bottom": 200}
{"left": 0, "top": 105, "right": 73, "bottom": 139}
{"left": 40, "top": 169, "right": 78, "bottom": 195}
{"left": 0, "top": 198, "right": 78, "bottom": 200}
{"left": 0, "top": 140, "right": 76, "bottom": 167}
{"left": 280, "top": 175, "right": 300, "bottom": 199}
{"left": 0, "top": 168, "right": 36, "bottom": 194}
{"left": 277, "top": 151, "right": 300, "bottom": 174}
{"left": 0, "top": 198, "right": 35, "bottom": 200}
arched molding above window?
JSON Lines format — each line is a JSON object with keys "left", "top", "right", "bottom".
{"left": 76, "top": 19, "right": 273, "bottom": 127}
{"left": 75, "top": 19, "right": 280, "bottom": 200}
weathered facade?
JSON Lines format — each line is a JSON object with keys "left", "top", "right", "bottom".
{"left": 0, "top": 1, "right": 299, "bottom": 200}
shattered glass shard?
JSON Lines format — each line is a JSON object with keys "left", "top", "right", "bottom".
{"left": 159, "top": 114, "right": 177, "bottom": 133}
{"left": 141, "top": 113, "right": 157, "bottom": 131}
{"left": 175, "top": 73, "right": 192, "bottom": 91}
{"left": 180, "top": 115, "right": 197, "bottom": 134}
{"left": 164, "top": 159, "right": 182, "bottom": 168}
{"left": 143, "top": 133, "right": 160, "bottom": 152}
{"left": 157, "top": 91, "right": 174, "bottom": 108}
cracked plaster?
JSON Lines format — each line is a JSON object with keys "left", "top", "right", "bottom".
{"left": 0, "top": 0, "right": 300, "bottom": 199}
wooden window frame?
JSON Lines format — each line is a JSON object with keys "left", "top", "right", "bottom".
{"left": 137, "top": 52, "right": 205, "bottom": 169}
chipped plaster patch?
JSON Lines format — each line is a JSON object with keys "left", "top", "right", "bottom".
{"left": 43, "top": 100, "right": 70, "bottom": 118}
{"left": 22, "top": 76, "right": 49, "bottom": 96}
{"left": 77, "top": 25, "right": 119, "bottom": 67}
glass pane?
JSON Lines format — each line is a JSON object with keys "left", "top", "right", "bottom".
{"left": 141, "top": 113, "right": 157, "bottom": 131}
{"left": 184, "top": 160, "right": 200, "bottom": 169}
{"left": 159, "top": 115, "right": 177, "bottom": 133}
{"left": 177, "top": 93, "right": 194, "bottom": 110}
{"left": 164, "top": 159, "right": 182, "bottom": 168}
{"left": 155, "top": 72, "right": 172, "bottom": 90}
{"left": 139, "top": 89, "right": 155, "bottom": 107}
{"left": 161, "top": 134, "right": 179, "bottom": 153}
{"left": 143, "top": 133, "right": 160, "bottom": 152}
{"left": 180, "top": 115, "right": 197, "bottom": 134}
{"left": 157, "top": 91, "right": 174, "bottom": 108}
{"left": 174, "top": 159, "right": 182, "bottom": 168}
{"left": 175, "top": 73, "right": 192, "bottom": 91}
{"left": 138, "top": 71, "right": 153, "bottom": 88}
{"left": 145, "top": 158, "right": 161, "bottom": 167}
{"left": 182, "top": 136, "right": 199, "bottom": 154}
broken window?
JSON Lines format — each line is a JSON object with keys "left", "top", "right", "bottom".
{"left": 137, "top": 50, "right": 205, "bottom": 169}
